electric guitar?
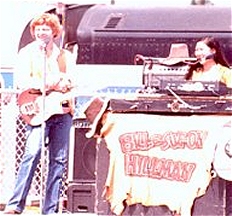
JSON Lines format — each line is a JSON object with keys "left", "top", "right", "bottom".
{"left": 17, "top": 88, "right": 72, "bottom": 126}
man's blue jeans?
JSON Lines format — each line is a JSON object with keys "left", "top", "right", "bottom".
{"left": 5, "top": 113, "right": 72, "bottom": 214}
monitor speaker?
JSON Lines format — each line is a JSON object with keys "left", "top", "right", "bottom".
{"left": 67, "top": 182, "right": 96, "bottom": 213}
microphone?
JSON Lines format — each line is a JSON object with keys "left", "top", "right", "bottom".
{"left": 40, "top": 37, "right": 51, "bottom": 50}
{"left": 205, "top": 53, "right": 215, "bottom": 60}
{"left": 197, "top": 53, "right": 215, "bottom": 63}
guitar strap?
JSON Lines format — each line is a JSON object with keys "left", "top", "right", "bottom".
{"left": 56, "top": 49, "right": 75, "bottom": 116}
{"left": 57, "top": 49, "right": 66, "bottom": 73}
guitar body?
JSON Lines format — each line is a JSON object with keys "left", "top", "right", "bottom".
{"left": 17, "top": 89, "right": 71, "bottom": 126}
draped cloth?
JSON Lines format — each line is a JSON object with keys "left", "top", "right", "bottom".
{"left": 98, "top": 113, "right": 231, "bottom": 216}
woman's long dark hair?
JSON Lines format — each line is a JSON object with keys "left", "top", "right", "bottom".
{"left": 185, "top": 36, "right": 230, "bottom": 80}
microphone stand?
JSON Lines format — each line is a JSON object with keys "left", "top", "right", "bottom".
{"left": 56, "top": 3, "right": 66, "bottom": 212}
{"left": 39, "top": 43, "right": 48, "bottom": 214}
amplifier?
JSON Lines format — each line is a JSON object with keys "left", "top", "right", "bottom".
{"left": 142, "top": 63, "right": 188, "bottom": 89}
{"left": 161, "top": 80, "right": 221, "bottom": 96}
{"left": 109, "top": 95, "right": 232, "bottom": 114}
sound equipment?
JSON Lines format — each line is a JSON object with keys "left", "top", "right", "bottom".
{"left": 70, "top": 119, "right": 96, "bottom": 182}
{"left": 67, "top": 182, "right": 96, "bottom": 213}
{"left": 109, "top": 95, "right": 232, "bottom": 115}
{"left": 142, "top": 63, "right": 188, "bottom": 90}
{"left": 141, "top": 58, "right": 229, "bottom": 97}
{"left": 161, "top": 80, "right": 222, "bottom": 96}
{"left": 67, "top": 119, "right": 97, "bottom": 213}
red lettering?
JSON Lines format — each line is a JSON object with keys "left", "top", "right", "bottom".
{"left": 186, "top": 130, "right": 207, "bottom": 149}
{"left": 119, "top": 133, "right": 135, "bottom": 153}
{"left": 124, "top": 152, "right": 138, "bottom": 175}
{"left": 159, "top": 159, "right": 173, "bottom": 180}
{"left": 120, "top": 132, "right": 150, "bottom": 153}
{"left": 124, "top": 154, "right": 196, "bottom": 182}
{"left": 161, "top": 132, "right": 186, "bottom": 150}
{"left": 119, "top": 130, "right": 207, "bottom": 152}
{"left": 180, "top": 162, "right": 196, "bottom": 182}
{"left": 150, "top": 133, "right": 163, "bottom": 148}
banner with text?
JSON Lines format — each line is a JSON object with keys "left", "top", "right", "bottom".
{"left": 101, "top": 114, "right": 231, "bottom": 216}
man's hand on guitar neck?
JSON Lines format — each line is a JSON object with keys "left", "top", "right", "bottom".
{"left": 32, "top": 72, "right": 73, "bottom": 93}
{"left": 45, "top": 72, "right": 72, "bottom": 92}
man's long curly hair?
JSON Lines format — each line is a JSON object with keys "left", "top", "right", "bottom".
{"left": 30, "top": 13, "right": 61, "bottom": 39}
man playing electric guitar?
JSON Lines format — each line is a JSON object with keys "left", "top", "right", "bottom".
{"left": 17, "top": 85, "right": 73, "bottom": 126}
{"left": 4, "top": 13, "right": 76, "bottom": 214}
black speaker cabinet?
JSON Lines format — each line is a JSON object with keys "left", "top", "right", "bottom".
{"left": 67, "top": 182, "right": 96, "bottom": 213}
{"left": 69, "top": 122, "right": 96, "bottom": 183}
